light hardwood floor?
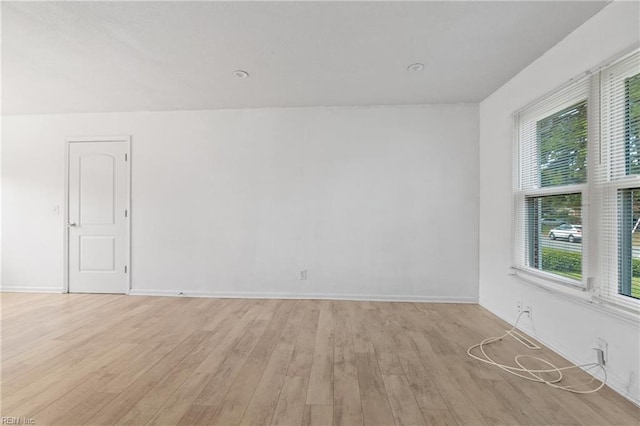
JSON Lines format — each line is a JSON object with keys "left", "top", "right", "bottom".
{"left": 1, "top": 293, "right": 639, "bottom": 426}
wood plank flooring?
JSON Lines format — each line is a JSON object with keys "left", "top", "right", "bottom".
{"left": 1, "top": 294, "right": 639, "bottom": 425}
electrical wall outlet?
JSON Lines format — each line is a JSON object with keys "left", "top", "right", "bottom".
{"left": 517, "top": 301, "right": 531, "bottom": 317}
{"left": 299, "top": 269, "right": 308, "bottom": 280}
{"left": 595, "top": 337, "right": 608, "bottom": 364}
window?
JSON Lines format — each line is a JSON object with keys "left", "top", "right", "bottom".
{"left": 617, "top": 188, "right": 640, "bottom": 300}
{"left": 617, "top": 73, "right": 640, "bottom": 300}
{"left": 538, "top": 101, "right": 588, "bottom": 188}
{"left": 515, "top": 49, "right": 640, "bottom": 314}
{"left": 527, "top": 194, "right": 583, "bottom": 280}
{"left": 515, "top": 78, "right": 589, "bottom": 287}
{"left": 598, "top": 51, "right": 640, "bottom": 311}
{"left": 624, "top": 74, "right": 640, "bottom": 175}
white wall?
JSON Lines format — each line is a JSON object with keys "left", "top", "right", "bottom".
{"left": 2, "top": 104, "right": 479, "bottom": 301}
{"left": 479, "top": 2, "right": 640, "bottom": 404}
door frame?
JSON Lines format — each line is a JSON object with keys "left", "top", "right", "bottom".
{"left": 63, "top": 136, "right": 132, "bottom": 294}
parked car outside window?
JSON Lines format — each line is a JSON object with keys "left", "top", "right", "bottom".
{"left": 548, "top": 224, "right": 582, "bottom": 243}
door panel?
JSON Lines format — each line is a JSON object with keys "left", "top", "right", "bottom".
{"left": 80, "top": 236, "right": 116, "bottom": 271}
{"left": 79, "top": 154, "right": 116, "bottom": 225}
{"left": 68, "top": 140, "right": 129, "bottom": 294}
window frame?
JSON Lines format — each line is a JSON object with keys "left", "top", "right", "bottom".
{"left": 514, "top": 86, "right": 591, "bottom": 289}
{"left": 598, "top": 52, "right": 640, "bottom": 310}
{"left": 512, "top": 47, "right": 640, "bottom": 315}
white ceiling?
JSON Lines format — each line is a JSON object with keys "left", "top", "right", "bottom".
{"left": 2, "top": 1, "right": 609, "bottom": 115}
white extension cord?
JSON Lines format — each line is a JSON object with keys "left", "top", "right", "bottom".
{"left": 467, "top": 311, "right": 607, "bottom": 394}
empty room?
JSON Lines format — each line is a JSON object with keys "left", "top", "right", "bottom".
{"left": 2, "top": 1, "right": 640, "bottom": 425}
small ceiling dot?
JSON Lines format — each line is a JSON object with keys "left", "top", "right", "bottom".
{"left": 234, "top": 70, "right": 250, "bottom": 79}
{"left": 407, "top": 63, "right": 424, "bottom": 72}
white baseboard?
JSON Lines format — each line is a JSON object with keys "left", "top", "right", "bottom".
{"left": 128, "top": 288, "right": 478, "bottom": 304}
{"left": 0, "top": 286, "right": 63, "bottom": 293}
{"left": 480, "top": 299, "right": 640, "bottom": 408}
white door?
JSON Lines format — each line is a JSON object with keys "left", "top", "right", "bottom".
{"left": 68, "top": 139, "right": 130, "bottom": 293}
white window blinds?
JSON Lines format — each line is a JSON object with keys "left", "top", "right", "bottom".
{"left": 597, "top": 51, "right": 640, "bottom": 312}
{"left": 518, "top": 79, "right": 590, "bottom": 192}
{"left": 515, "top": 78, "right": 590, "bottom": 286}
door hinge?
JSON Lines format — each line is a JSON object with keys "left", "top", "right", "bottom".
{"left": 125, "top": 153, "right": 128, "bottom": 161}
{"left": 125, "top": 265, "right": 128, "bottom": 273}
{"left": 125, "top": 209, "right": 128, "bottom": 218}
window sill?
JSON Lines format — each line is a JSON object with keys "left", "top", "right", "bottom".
{"left": 510, "top": 267, "right": 639, "bottom": 326}
{"left": 510, "top": 266, "right": 586, "bottom": 291}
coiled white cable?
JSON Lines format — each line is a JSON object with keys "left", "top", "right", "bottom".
{"left": 467, "top": 312, "right": 606, "bottom": 394}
